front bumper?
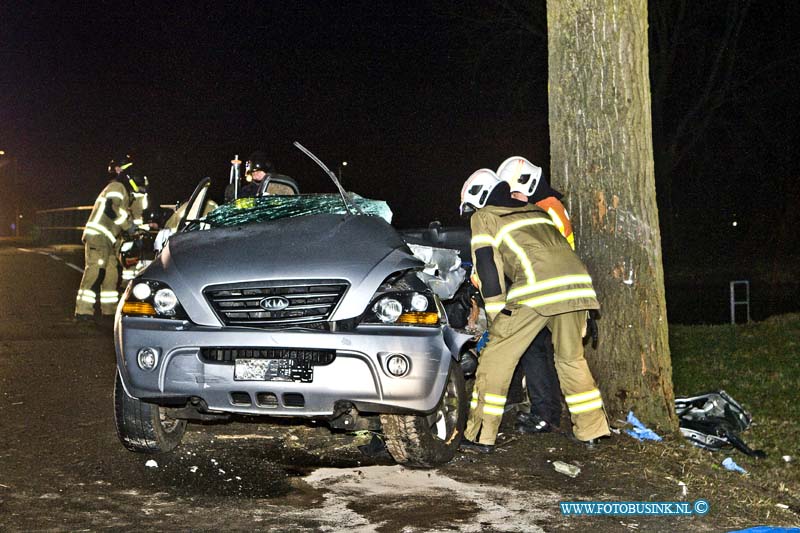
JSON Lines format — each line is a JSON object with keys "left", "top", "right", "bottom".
{"left": 115, "top": 317, "right": 453, "bottom": 416}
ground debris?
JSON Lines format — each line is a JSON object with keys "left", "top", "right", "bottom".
{"left": 552, "top": 461, "right": 581, "bottom": 478}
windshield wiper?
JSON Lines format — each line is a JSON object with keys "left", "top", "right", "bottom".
{"left": 293, "top": 141, "right": 363, "bottom": 216}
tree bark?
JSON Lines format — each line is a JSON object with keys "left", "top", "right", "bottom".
{"left": 547, "top": 0, "right": 677, "bottom": 430}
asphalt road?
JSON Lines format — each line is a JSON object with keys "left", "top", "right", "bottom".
{"left": 0, "top": 244, "right": 715, "bottom": 532}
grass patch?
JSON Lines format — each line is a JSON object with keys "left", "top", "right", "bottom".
{"left": 670, "top": 313, "right": 800, "bottom": 517}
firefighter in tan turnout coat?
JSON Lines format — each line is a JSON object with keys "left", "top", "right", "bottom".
{"left": 458, "top": 169, "right": 610, "bottom": 453}
{"left": 74, "top": 159, "right": 141, "bottom": 319}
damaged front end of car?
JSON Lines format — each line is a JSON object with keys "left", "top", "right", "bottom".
{"left": 113, "top": 144, "right": 472, "bottom": 467}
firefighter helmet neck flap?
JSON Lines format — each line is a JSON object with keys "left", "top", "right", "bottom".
{"left": 460, "top": 169, "right": 502, "bottom": 215}
{"left": 497, "top": 156, "right": 542, "bottom": 197}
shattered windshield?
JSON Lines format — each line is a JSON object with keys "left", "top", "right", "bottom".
{"left": 201, "top": 193, "right": 393, "bottom": 229}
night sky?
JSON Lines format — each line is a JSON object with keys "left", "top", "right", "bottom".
{"left": 1, "top": 1, "right": 798, "bottom": 239}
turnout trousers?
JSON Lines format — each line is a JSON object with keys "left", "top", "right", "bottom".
{"left": 465, "top": 305, "right": 610, "bottom": 445}
{"left": 74, "top": 234, "right": 120, "bottom": 316}
{"left": 521, "top": 327, "right": 562, "bottom": 426}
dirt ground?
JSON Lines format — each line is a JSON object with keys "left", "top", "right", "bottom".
{"left": 1, "top": 245, "right": 799, "bottom": 532}
{"left": 4, "top": 406, "right": 798, "bottom": 532}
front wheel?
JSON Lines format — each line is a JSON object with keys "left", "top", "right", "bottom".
{"left": 380, "top": 360, "right": 467, "bottom": 468}
{"left": 113, "top": 372, "right": 186, "bottom": 453}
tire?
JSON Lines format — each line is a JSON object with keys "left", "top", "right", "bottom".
{"left": 380, "top": 360, "right": 467, "bottom": 468}
{"left": 113, "top": 372, "right": 186, "bottom": 453}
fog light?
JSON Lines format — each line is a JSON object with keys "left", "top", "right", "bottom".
{"left": 386, "top": 354, "right": 410, "bottom": 377}
{"left": 137, "top": 347, "right": 159, "bottom": 371}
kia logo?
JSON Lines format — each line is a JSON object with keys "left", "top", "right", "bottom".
{"left": 259, "top": 296, "right": 290, "bottom": 311}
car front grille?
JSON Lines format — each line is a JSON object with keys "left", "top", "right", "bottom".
{"left": 205, "top": 280, "right": 348, "bottom": 327}
{"left": 200, "top": 347, "right": 336, "bottom": 365}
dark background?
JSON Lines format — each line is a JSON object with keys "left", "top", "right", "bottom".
{"left": 1, "top": 1, "right": 799, "bottom": 321}
{"left": 0, "top": 1, "right": 550, "bottom": 226}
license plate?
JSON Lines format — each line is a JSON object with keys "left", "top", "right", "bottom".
{"left": 234, "top": 358, "right": 313, "bottom": 382}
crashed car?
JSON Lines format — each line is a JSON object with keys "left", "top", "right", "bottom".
{"left": 113, "top": 145, "right": 471, "bottom": 467}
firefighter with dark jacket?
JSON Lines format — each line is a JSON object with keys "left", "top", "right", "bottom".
{"left": 224, "top": 151, "right": 298, "bottom": 202}
{"left": 497, "top": 156, "right": 573, "bottom": 434}
{"left": 74, "top": 157, "right": 144, "bottom": 319}
{"left": 458, "top": 169, "right": 610, "bottom": 453}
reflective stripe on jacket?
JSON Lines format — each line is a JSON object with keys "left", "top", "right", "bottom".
{"left": 535, "top": 196, "right": 574, "bottom": 250}
{"left": 470, "top": 204, "right": 599, "bottom": 317}
{"left": 82, "top": 181, "right": 133, "bottom": 244}
{"left": 130, "top": 192, "right": 149, "bottom": 228}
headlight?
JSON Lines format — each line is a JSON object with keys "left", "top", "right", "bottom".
{"left": 122, "top": 280, "right": 187, "bottom": 319}
{"left": 373, "top": 298, "right": 403, "bottom": 323}
{"left": 362, "top": 290, "right": 440, "bottom": 327}
{"left": 410, "top": 292, "right": 429, "bottom": 312}
{"left": 131, "top": 282, "right": 152, "bottom": 300}
{"left": 153, "top": 288, "right": 179, "bottom": 316}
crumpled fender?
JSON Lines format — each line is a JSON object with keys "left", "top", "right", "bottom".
{"left": 442, "top": 326, "right": 474, "bottom": 361}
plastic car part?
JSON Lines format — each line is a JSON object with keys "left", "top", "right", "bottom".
{"left": 675, "top": 390, "right": 766, "bottom": 458}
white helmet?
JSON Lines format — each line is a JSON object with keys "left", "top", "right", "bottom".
{"left": 497, "top": 156, "right": 542, "bottom": 197}
{"left": 460, "top": 169, "right": 502, "bottom": 215}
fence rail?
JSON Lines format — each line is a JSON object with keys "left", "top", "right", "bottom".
{"left": 34, "top": 204, "right": 176, "bottom": 245}
{"left": 34, "top": 206, "right": 92, "bottom": 245}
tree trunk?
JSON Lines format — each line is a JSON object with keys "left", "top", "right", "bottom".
{"left": 547, "top": 0, "right": 677, "bottom": 430}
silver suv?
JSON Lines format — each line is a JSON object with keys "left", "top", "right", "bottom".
{"left": 114, "top": 160, "right": 470, "bottom": 467}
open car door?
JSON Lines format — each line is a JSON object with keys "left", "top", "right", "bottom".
{"left": 154, "top": 177, "right": 214, "bottom": 252}
{"left": 178, "top": 177, "right": 213, "bottom": 229}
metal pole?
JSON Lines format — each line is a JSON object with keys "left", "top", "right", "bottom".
{"left": 730, "top": 280, "right": 751, "bottom": 325}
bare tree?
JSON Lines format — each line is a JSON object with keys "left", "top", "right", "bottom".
{"left": 547, "top": 0, "right": 676, "bottom": 428}
{"left": 439, "top": 1, "right": 765, "bottom": 226}
{"left": 649, "top": 0, "right": 751, "bottom": 230}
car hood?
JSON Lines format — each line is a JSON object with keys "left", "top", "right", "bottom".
{"left": 146, "top": 214, "right": 423, "bottom": 325}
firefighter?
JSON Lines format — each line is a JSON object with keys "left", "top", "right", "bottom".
{"left": 121, "top": 172, "right": 156, "bottom": 282}
{"left": 74, "top": 159, "right": 141, "bottom": 320}
{"left": 458, "top": 169, "right": 610, "bottom": 453}
{"left": 107, "top": 155, "right": 132, "bottom": 178}
{"left": 497, "top": 156, "right": 573, "bottom": 435}
{"left": 128, "top": 173, "right": 151, "bottom": 231}
{"left": 224, "top": 151, "right": 298, "bottom": 202}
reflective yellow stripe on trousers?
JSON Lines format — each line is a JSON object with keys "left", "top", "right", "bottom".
{"left": 482, "top": 392, "right": 506, "bottom": 416}
{"left": 100, "top": 291, "right": 119, "bottom": 304}
{"left": 565, "top": 388, "right": 604, "bottom": 414}
{"left": 77, "top": 289, "right": 96, "bottom": 304}
{"left": 470, "top": 391, "right": 507, "bottom": 416}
